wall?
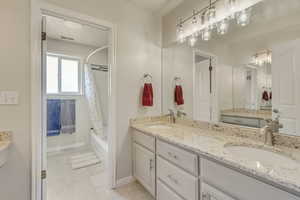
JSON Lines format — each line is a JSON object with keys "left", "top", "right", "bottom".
{"left": 162, "top": 44, "right": 193, "bottom": 117}
{"left": 46, "top": 38, "right": 108, "bottom": 151}
{"left": 42, "top": 0, "right": 162, "bottom": 180}
{"left": 0, "top": 1, "right": 31, "bottom": 200}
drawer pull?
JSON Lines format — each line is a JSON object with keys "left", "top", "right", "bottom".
{"left": 149, "top": 159, "right": 154, "bottom": 170}
{"left": 167, "top": 174, "right": 178, "bottom": 184}
{"left": 168, "top": 152, "right": 178, "bottom": 160}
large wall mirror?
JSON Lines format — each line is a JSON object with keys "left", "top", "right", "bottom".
{"left": 162, "top": 0, "right": 300, "bottom": 136}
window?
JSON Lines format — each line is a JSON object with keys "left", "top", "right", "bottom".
{"left": 46, "top": 54, "right": 81, "bottom": 95}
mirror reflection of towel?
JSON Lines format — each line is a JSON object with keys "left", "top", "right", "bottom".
{"left": 61, "top": 100, "right": 76, "bottom": 134}
{"left": 262, "top": 91, "right": 269, "bottom": 101}
{"left": 175, "top": 85, "right": 184, "bottom": 105}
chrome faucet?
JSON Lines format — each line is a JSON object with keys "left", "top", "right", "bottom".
{"left": 168, "top": 109, "right": 176, "bottom": 124}
{"left": 262, "top": 111, "right": 283, "bottom": 146}
{"left": 177, "top": 110, "right": 187, "bottom": 118}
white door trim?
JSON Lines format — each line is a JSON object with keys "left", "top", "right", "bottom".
{"left": 30, "top": 2, "right": 118, "bottom": 200}
{"left": 192, "top": 49, "right": 219, "bottom": 122}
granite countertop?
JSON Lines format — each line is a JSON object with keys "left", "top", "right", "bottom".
{"left": 0, "top": 131, "right": 12, "bottom": 151}
{"left": 221, "top": 109, "right": 272, "bottom": 120}
{"left": 131, "top": 120, "right": 300, "bottom": 196}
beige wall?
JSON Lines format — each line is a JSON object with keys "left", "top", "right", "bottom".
{"left": 42, "top": 0, "right": 162, "bottom": 181}
{"left": 0, "top": 1, "right": 31, "bottom": 200}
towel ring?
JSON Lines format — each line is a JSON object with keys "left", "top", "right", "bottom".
{"left": 174, "top": 77, "right": 182, "bottom": 85}
{"left": 143, "top": 73, "right": 152, "bottom": 83}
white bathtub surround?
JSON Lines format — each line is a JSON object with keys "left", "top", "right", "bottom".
{"left": 131, "top": 116, "right": 300, "bottom": 196}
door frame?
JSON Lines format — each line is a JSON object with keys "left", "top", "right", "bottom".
{"left": 192, "top": 49, "right": 219, "bottom": 122}
{"left": 30, "top": 2, "right": 118, "bottom": 200}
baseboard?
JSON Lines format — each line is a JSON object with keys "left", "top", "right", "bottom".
{"left": 115, "top": 176, "right": 136, "bottom": 188}
{"left": 47, "top": 142, "right": 85, "bottom": 153}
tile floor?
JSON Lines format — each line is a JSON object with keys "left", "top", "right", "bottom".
{"left": 47, "top": 146, "right": 154, "bottom": 200}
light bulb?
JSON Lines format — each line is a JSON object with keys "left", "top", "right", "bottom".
{"left": 217, "top": 19, "right": 229, "bottom": 35}
{"left": 191, "top": 11, "right": 198, "bottom": 35}
{"left": 178, "top": 34, "right": 186, "bottom": 43}
{"left": 227, "top": 0, "right": 237, "bottom": 19}
{"left": 207, "top": 6, "right": 216, "bottom": 22}
{"left": 202, "top": 28, "right": 211, "bottom": 41}
{"left": 177, "top": 22, "right": 185, "bottom": 43}
{"left": 237, "top": 8, "right": 251, "bottom": 27}
{"left": 189, "top": 35, "right": 197, "bottom": 47}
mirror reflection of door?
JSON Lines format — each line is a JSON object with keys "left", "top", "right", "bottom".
{"left": 194, "top": 57, "right": 211, "bottom": 122}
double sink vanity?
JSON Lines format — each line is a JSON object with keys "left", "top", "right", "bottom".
{"left": 131, "top": 116, "right": 300, "bottom": 200}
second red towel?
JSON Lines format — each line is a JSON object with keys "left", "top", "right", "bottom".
{"left": 174, "top": 85, "right": 184, "bottom": 105}
{"left": 142, "top": 83, "right": 153, "bottom": 106}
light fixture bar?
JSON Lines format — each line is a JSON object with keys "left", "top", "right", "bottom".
{"left": 177, "top": 0, "right": 263, "bottom": 41}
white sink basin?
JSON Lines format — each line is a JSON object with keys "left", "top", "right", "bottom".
{"left": 147, "top": 124, "right": 172, "bottom": 129}
{"left": 225, "top": 144, "right": 299, "bottom": 170}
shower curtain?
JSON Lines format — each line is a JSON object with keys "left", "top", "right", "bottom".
{"left": 84, "top": 64, "right": 105, "bottom": 139}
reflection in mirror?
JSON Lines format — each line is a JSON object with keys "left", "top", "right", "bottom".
{"left": 220, "top": 56, "right": 272, "bottom": 128}
{"left": 162, "top": 0, "right": 300, "bottom": 136}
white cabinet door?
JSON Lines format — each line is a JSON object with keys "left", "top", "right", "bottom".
{"left": 272, "top": 40, "right": 300, "bottom": 136}
{"left": 133, "top": 143, "right": 155, "bottom": 196}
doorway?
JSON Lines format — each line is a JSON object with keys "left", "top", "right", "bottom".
{"left": 40, "top": 10, "right": 116, "bottom": 200}
{"left": 193, "top": 50, "right": 218, "bottom": 122}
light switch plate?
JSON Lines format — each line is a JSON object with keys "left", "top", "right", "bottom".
{"left": 4, "top": 91, "right": 19, "bottom": 105}
{"left": 0, "top": 91, "right": 19, "bottom": 105}
{"left": 0, "top": 92, "right": 5, "bottom": 105}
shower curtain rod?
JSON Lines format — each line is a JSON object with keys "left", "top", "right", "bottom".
{"left": 86, "top": 45, "right": 110, "bottom": 64}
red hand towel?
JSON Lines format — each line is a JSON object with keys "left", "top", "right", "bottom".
{"left": 142, "top": 83, "right": 153, "bottom": 106}
{"left": 262, "top": 90, "right": 269, "bottom": 101}
{"left": 174, "top": 85, "right": 184, "bottom": 105}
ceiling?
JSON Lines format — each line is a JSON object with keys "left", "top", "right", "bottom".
{"left": 129, "top": 0, "right": 184, "bottom": 15}
{"left": 46, "top": 15, "right": 109, "bottom": 47}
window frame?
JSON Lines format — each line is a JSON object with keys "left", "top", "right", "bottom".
{"left": 46, "top": 53, "right": 83, "bottom": 96}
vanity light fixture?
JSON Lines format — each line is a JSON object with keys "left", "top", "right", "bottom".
{"left": 202, "top": 28, "right": 212, "bottom": 41}
{"left": 176, "top": 18, "right": 186, "bottom": 43}
{"left": 252, "top": 50, "right": 272, "bottom": 66}
{"left": 176, "top": 0, "right": 262, "bottom": 44}
{"left": 217, "top": 18, "right": 229, "bottom": 35}
{"left": 189, "top": 35, "right": 198, "bottom": 46}
{"left": 237, "top": 8, "right": 251, "bottom": 26}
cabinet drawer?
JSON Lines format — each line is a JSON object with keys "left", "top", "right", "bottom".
{"left": 157, "top": 157, "right": 199, "bottom": 200}
{"left": 201, "top": 183, "right": 236, "bottom": 200}
{"left": 221, "top": 115, "right": 260, "bottom": 128}
{"left": 201, "top": 158, "right": 300, "bottom": 200}
{"left": 132, "top": 130, "right": 155, "bottom": 152}
{"left": 157, "top": 180, "right": 184, "bottom": 200}
{"left": 157, "top": 140, "right": 198, "bottom": 175}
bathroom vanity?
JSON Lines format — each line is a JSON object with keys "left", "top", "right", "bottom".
{"left": 131, "top": 119, "right": 300, "bottom": 200}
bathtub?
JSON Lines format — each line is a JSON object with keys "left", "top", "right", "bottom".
{"left": 90, "top": 128, "right": 108, "bottom": 159}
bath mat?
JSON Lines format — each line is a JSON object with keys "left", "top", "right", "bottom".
{"left": 71, "top": 152, "right": 101, "bottom": 170}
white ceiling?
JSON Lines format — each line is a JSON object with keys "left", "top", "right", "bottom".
{"left": 46, "top": 15, "right": 109, "bottom": 47}
{"left": 129, "top": 0, "right": 184, "bottom": 16}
